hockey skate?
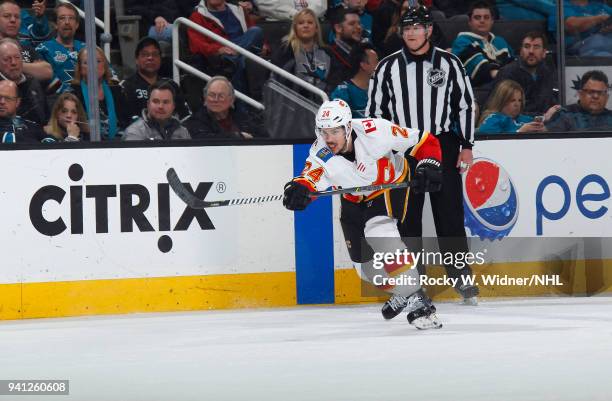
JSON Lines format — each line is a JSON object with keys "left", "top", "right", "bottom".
{"left": 381, "top": 294, "right": 409, "bottom": 320}
{"left": 406, "top": 290, "right": 442, "bottom": 330}
{"left": 455, "top": 284, "right": 479, "bottom": 306}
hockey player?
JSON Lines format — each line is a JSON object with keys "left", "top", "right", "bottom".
{"left": 283, "top": 99, "right": 444, "bottom": 329}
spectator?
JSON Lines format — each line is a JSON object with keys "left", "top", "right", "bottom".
{"left": 124, "top": 0, "right": 180, "bottom": 44}
{"left": 0, "top": 38, "right": 47, "bottom": 125}
{"left": 371, "top": 0, "right": 402, "bottom": 51}
{"left": 330, "top": 42, "right": 378, "bottom": 117}
{"left": 184, "top": 75, "right": 266, "bottom": 139}
{"left": 546, "top": 70, "right": 612, "bottom": 132}
{"left": 0, "top": 0, "right": 52, "bottom": 81}
{"left": 42, "top": 92, "right": 89, "bottom": 142}
{"left": 478, "top": 79, "right": 558, "bottom": 133}
{"left": 327, "top": 8, "right": 363, "bottom": 91}
{"left": 496, "top": 0, "right": 555, "bottom": 21}
{"left": 188, "top": 0, "right": 264, "bottom": 94}
{"left": 560, "top": 0, "right": 612, "bottom": 57}
{"left": 255, "top": 0, "right": 326, "bottom": 21}
{"left": 271, "top": 8, "right": 331, "bottom": 93}
{"left": 19, "top": 0, "right": 51, "bottom": 45}
{"left": 451, "top": 0, "right": 512, "bottom": 87}
{"left": 121, "top": 37, "right": 191, "bottom": 122}
{"left": 0, "top": 79, "right": 40, "bottom": 142}
{"left": 35, "top": 2, "right": 84, "bottom": 93}
{"left": 495, "top": 31, "right": 557, "bottom": 114}
{"left": 69, "top": 47, "right": 129, "bottom": 140}
{"left": 328, "top": 0, "right": 372, "bottom": 43}
{"left": 123, "top": 80, "right": 191, "bottom": 141}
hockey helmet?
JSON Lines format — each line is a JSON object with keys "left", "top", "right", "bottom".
{"left": 400, "top": 5, "right": 433, "bottom": 28}
{"left": 315, "top": 99, "right": 353, "bottom": 139}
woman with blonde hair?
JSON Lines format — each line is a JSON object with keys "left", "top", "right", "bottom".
{"left": 69, "top": 47, "right": 129, "bottom": 140}
{"left": 478, "top": 79, "right": 557, "bottom": 133}
{"left": 271, "top": 8, "right": 331, "bottom": 92}
{"left": 43, "top": 93, "right": 90, "bottom": 142}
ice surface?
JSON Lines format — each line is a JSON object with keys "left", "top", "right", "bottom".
{"left": 0, "top": 297, "right": 611, "bottom": 401}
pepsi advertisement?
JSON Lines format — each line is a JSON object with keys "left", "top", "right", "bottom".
{"left": 457, "top": 137, "right": 611, "bottom": 239}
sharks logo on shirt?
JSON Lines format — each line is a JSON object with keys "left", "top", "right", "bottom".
{"left": 36, "top": 39, "right": 85, "bottom": 92}
{"left": 53, "top": 51, "right": 69, "bottom": 63}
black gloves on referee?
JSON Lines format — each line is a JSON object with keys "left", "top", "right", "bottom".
{"left": 411, "top": 158, "right": 443, "bottom": 193}
{"left": 283, "top": 181, "right": 313, "bottom": 211}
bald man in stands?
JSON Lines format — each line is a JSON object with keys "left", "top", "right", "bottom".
{"left": 0, "top": 79, "right": 42, "bottom": 142}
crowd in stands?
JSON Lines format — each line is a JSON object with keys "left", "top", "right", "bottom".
{"left": 1, "top": 0, "right": 611, "bottom": 144}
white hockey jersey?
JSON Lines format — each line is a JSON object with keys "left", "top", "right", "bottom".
{"left": 295, "top": 118, "right": 438, "bottom": 200}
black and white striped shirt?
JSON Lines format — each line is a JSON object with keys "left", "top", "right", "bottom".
{"left": 367, "top": 45, "right": 475, "bottom": 147}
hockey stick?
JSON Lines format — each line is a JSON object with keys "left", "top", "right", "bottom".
{"left": 167, "top": 168, "right": 413, "bottom": 209}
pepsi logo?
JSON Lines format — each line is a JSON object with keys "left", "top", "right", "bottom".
{"left": 463, "top": 158, "right": 519, "bottom": 240}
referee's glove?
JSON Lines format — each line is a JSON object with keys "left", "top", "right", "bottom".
{"left": 283, "top": 180, "right": 313, "bottom": 211}
{"left": 411, "top": 158, "right": 442, "bottom": 194}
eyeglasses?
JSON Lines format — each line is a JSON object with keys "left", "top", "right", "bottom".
{"left": 0, "top": 94, "right": 18, "bottom": 103}
{"left": 206, "top": 92, "right": 230, "bottom": 101}
{"left": 581, "top": 89, "right": 609, "bottom": 98}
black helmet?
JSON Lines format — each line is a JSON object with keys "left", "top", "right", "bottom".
{"left": 400, "top": 5, "right": 433, "bottom": 27}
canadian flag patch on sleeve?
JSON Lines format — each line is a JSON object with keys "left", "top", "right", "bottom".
{"left": 362, "top": 119, "right": 377, "bottom": 133}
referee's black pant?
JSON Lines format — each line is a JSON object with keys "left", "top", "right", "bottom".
{"left": 399, "top": 131, "right": 473, "bottom": 282}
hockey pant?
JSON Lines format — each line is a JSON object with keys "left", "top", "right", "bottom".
{"left": 339, "top": 185, "right": 420, "bottom": 298}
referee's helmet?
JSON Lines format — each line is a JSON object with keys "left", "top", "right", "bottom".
{"left": 400, "top": 5, "right": 433, "bottom": 27}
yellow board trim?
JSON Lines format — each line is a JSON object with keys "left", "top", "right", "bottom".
{"left": 3, "top": 259, "right": 612, "bottom": 320}
{"left": 334, "top": 268, "right": 387, "bottom": 304}
{"left": 0, "top": 283, "right": 22, "bottom": 320}
{"left": 1, "top": 272, "right": 296, "bottom": 320}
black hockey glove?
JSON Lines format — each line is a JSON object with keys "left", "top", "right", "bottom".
{"left": 283, "top": 180, "right": 313, "bottom": 211}
{"left": 411, "top": 158, "right": 442, "bottom": 194}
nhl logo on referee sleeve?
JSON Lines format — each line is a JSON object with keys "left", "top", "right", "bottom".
{"left": 426, "top": 68, "right": 447, "bottom": 88}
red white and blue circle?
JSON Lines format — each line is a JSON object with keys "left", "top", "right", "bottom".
{"left": 463, "top": 158, "right": 519, "bottom": 240}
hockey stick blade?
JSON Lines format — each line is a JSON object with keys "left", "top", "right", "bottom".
{"left": 167, "top": 168, "right": 414, "bottom": 209}
{"left": 167, "top": 168, "right": 283, "bottom": 209}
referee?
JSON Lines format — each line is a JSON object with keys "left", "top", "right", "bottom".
{"left": 366, "top": 5, "right": 479, "bottom": 308}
